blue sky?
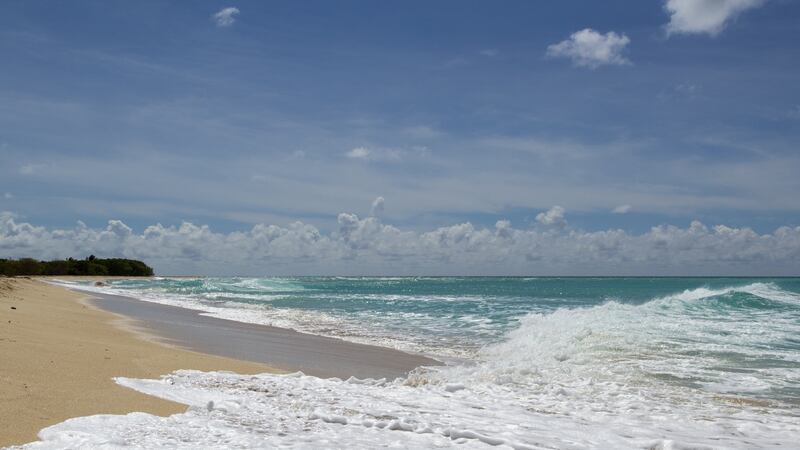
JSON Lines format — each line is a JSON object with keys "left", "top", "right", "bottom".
{"left": 1, "top": 1, "right": 799, "bottom": 274}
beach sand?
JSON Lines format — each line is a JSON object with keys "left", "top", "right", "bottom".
{"left": 89, "top": 289, "right": 440, "bottom": 379}
{"left": 0, "top": 278, "right": 273, "bottom": 447}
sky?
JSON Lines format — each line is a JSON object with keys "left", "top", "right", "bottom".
{"left": 1, "top": 0, "right": 799, "bottom": 275}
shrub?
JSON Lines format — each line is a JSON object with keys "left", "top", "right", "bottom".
{"left": 0, "top": 257, "right": 154, "bottom": 276}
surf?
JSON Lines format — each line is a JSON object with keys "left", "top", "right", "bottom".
{"left": 34, "top": 278, "right": 800, "bottom": 449}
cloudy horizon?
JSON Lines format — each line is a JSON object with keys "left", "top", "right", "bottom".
{"left": 2, "top": 202, "right": 799, "bottom": 276}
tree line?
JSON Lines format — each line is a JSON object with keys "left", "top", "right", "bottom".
{"left": 0, "top": 256, "right": 154, "bottom": 277}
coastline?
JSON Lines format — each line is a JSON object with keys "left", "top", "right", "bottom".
{"left": 2, "top": 276, "right": 797, "bottom": 448}
{"left": 58, "top": 279, "right": 441, "bottom": 379}
{"left": 0, "top": 277, "right": 274, "bottom": 447}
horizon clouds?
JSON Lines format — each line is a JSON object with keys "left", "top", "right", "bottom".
{"left": 2, "top": 205, "right": 798, "bottom": 276}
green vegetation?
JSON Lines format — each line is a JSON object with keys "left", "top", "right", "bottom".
{"left": 0, "top": 256, "right": 154, "bottom": 277}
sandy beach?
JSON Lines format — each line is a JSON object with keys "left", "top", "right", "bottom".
{"left": 88, "top": 289, "right": 440, "bottom": 379}
{"left": 0, "top": 278, "right": 273, "bottom": 447}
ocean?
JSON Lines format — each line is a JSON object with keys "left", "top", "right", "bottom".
{"left": 34, "top": 277, "right": 800, "bottom": 449}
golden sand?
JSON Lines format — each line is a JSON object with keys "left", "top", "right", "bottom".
{"left": 0, "top": 277, "right": 273, "bottom": 447}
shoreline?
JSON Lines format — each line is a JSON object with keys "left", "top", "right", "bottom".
{"left": 57, "top": 279, "right": 441, "bottom": 379}
{"left": 1, "top": 276, "right": 439, "bottom": 446}
{"left": 0, "top": 277, "right": 274, "bottom": 447}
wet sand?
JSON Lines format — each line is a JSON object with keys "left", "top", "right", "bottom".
{"left": 87, "top": 289, "right": 441, "bottom": 379}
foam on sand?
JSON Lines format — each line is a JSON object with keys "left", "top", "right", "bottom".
{"left": 23, "top": 367, "right": 797, "bottom": 449}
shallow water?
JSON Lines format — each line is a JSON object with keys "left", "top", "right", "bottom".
{"left": 37, "top": 277, "right": 800, "bottom": 449}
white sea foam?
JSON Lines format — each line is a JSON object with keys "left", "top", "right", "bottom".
{"left": 22, "top": 366, "right": 798, "bottom": 449}
{"left": 654, "top": 282, "right": 800, "bottom": 306}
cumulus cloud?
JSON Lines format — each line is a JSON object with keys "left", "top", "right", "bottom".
{"left": 1, "top": 211, "right": 798, "bottom": 276}
{"left": 345, "top": 146, "right": 407, "bottom": 162}
{"left": 3, "top": 193, "right": 12, "bottom": 200}
{"left": 664, "top": 0, "right": 767, "bottom": 36}
{"left": 612, "top": 204, "right": 632, "bottom": 214}
{"left": 212, "top": 7, "right": 240, "bottom": 27}
{"left": 536, "top": 206, "right": 567, "bottom": 227}
{"left": 346, "top": 147, "right": 371, "bottom": 159}
{"left": 370, "top": 196, "right": 385, "bottom": 218}
{"left": 546, "top": 29, "right": 631, "bottom": 69}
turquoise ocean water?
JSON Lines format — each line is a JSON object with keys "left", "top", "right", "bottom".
{"left": 42, "top": 276, "right": 800, "bottom": 448}
{"left": 76, "top": 276, "right": 800, "bottom": 402}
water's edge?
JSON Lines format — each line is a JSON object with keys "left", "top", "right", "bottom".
{"left": 66, "top": 285, "right": 441, "bottom": 379}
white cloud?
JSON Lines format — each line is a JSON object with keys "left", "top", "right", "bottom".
{"left": 345, "top": 147, "right": 408, "bottom": 162}
{"left": 3, "top": 193, "right": 12, "bottom": 199}
{"left": 370, "top": 196, "right": 385, "bottom": 218}
{"left": 495, "top": 220, "right": 513, "bottom": 238}
{"left": 664, "top": 0, "right": 766, "bottom": 36}
{"left": 479, "top": 49, "right": 499, "bottom": 57}
{"left": 346, "top": 147, "right": 371, "bottom": 159}
{"left": 212, "top": 7, "right": 240, "bottom": 27}
{"left": 612, "top": 204, "right": 632, "bottom": 214}
{"left": 1, "top": 211, "right": 798, "bottom": 276}
{"left": 536, "top": 206, "right": 567, "bottom": 227}
{"left": 546, "top": 29, "right": 631, "bottom": 69}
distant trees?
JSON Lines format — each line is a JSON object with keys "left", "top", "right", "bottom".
{"left": 0, "top": 257, "right": 154, "bottom": 277}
